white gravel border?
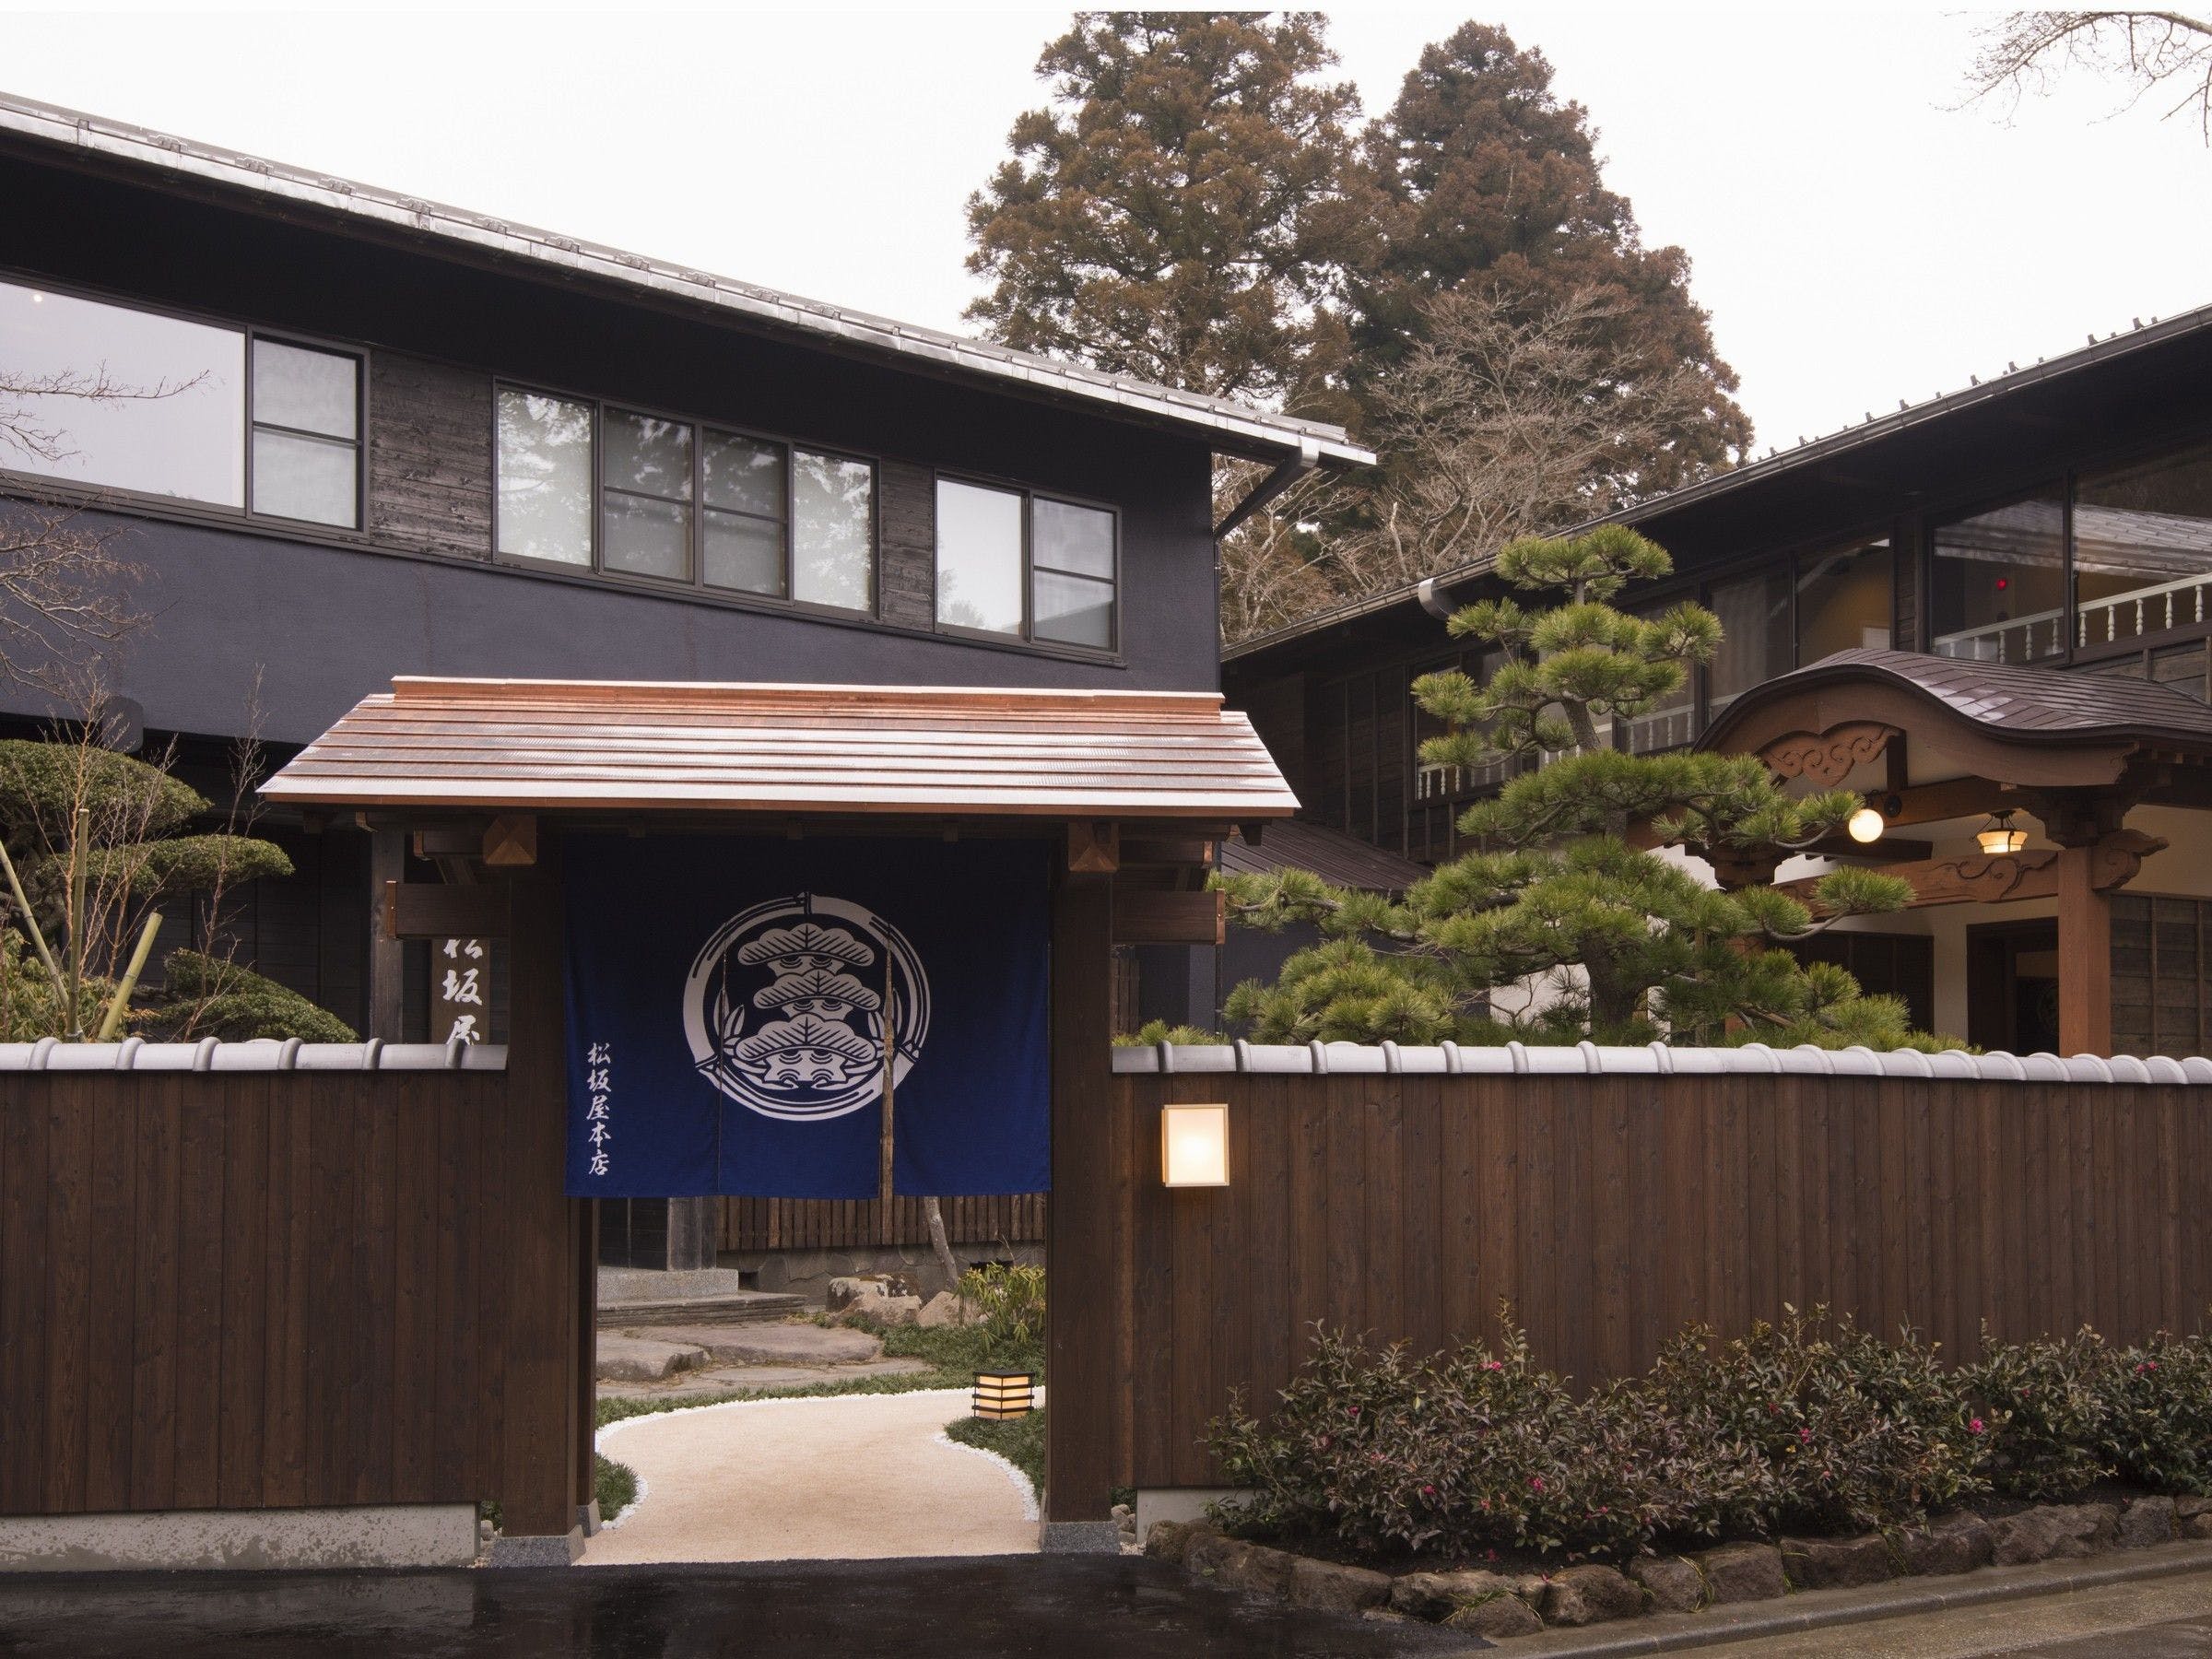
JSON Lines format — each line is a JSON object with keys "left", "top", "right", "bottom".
{"left": 593, "top": 1389, "right": 1007, "bottom": 1532}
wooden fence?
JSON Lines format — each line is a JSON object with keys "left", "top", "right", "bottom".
{"left": 0, "top": 1062, "right": 588, "bottom": 1535}
{"left": 1099, "top": 1066, "right": 2212, "bottom": 1490}
{"left": 719, "top": 1193, "right": 1045, "bottom": 1253}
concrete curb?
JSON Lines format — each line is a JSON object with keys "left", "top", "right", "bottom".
{"left": 1496, "top": 1538, "right": 2212, "bottom": 1657}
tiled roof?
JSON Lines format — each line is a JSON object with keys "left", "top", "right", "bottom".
{"left": 1218, "top": 818, "right": 1430, "bottom": 892}
{"left": 0, "top": 91, "right": 1371, "bottom": 469}
{"left": 1112, "top": 1039, "right": 2212, "bottom": 1083}
{"left": 261, "top": 677, "right": 1301, "bottom": 819}
{"left": 1706, "top": 647, "right": 2212, "bottom": 747}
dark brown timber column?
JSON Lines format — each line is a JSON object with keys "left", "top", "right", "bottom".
{"left": 2058, "top": 843, "right": 2113, "bottom": 1055}
{"left": 495, "top": 844, "right": 586, "bottom": 1552}
{"left": 1044, "top": 871, "right": 1121, "bottom": 1538}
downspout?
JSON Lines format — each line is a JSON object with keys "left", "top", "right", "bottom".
{"left": 1213, "top": 437, "right": 1321, "bottom": 540}
{"left": 1416, "top": 576, "right": 1458, "bottom": 623}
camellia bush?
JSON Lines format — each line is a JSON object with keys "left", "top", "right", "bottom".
{"left": 1211, "top": 1310, "right": 2212, "bottom": 1564}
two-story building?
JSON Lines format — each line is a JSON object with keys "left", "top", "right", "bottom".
{"left": 1220, "top": 304, "right": 2212, "bottom": 1059}
{"left": 0, "top": 91, "right": 1366, "bottom": 1278}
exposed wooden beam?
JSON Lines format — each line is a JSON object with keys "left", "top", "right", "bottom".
{"left": 483, "top": 814, "right": 538, "bottom": 867}
{"left": 1066, "top": 820, "right": 1120, "bottom": 875}
{"left": 1774, "top": 829, "right": 2163, "bottom": 912}
{"left": 384, "top": 880, "right": 512, "bottom": 941}
{"left": 2058, "top": 845, "right": 2112, "bottom": 1054}
{"left": 1112, "top": 888, "right": 1225, "bottom": 946}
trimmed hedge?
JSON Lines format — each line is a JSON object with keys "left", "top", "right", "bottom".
{"left": 1211, "top": 1309, "right": 2212, "bottom": 1562}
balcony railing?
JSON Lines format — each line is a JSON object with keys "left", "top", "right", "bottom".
{"left": 1934, "top": 571, "right": 2212, "bottom": 662}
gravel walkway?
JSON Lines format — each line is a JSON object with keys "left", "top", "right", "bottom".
{"left": 583, "top": 1388, "right": 1039, "bottom": 1564}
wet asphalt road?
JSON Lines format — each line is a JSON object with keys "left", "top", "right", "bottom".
{"left": 0, "top": 1556, "right": 1477, "bottom": 1659}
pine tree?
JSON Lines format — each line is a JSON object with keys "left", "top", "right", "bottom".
{"left": 1218, "top": 525, "right": 1946, "bottom": 1049}
{"left": 1350, "top": 21, "right": 1753, "bottom": 489}
{"left": 963, "top": 12, "right": 1361, "bottom": 405}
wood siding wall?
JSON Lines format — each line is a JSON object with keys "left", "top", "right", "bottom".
{"left": 877, "top": 460, "right": 936, "bottom": 630}
{"left": 368, "top": 352, "right": 495, "bottom": 560}
{"left": 720, "top": 1194, "right": 1044, "bottom": 1254}
{"left": 1100, "top": 1070, "right": 2211, "bottom": 1489}
{"left": 0, "top": 1067, "right": 582, "bottom": 1529}
{"left": 2114, "top": 894, "right": 2212, "bottom": 1057}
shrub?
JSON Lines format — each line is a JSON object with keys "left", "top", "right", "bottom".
{"left": 1212, "top": 1324, "right": 1760, "bottom": 1561}
{"left": 959, "top": 1261, "right": 1046, "bottom": 1371}
{"left": 1643, "top": 1310, "right": 1983, "bottom": 1534}
{"left": 1961, "top": 1328, "right": 2112, "bottom": 1499}
{"left": 2105, "top": 1334, "right": 2212, "bottom": 1495}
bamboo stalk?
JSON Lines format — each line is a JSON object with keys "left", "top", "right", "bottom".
{"left": 65, "top": 806, "right": 88, "bottom": 1041}
{"left": 95, "top": 910, "right": 162, "bottom": 1042}
{"left": 0, "top": 836, "right": 65, "bottom": 996}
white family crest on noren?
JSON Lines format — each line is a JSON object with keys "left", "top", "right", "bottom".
{"left": 682, "top": 893, "right": 930, "bottom": 1122}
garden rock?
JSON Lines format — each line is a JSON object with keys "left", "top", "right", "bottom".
{"left": 917, "top": 1291, "right": 973, "bottom": 1329}
{"left": 2179, "top": 1497, "right": 2212, "bottom": 1540}
{"left": 1539, "top": 1564, "right": 1642, "bottom": 1627}
{"left": 1185, "top": 1533, "right": 1295, "bottom": 1598}
{"left": 1288, "top": 1557, "right": 1392, "bottom": 1614}
{"left": 1389, "top": 1571, "right": 1524, "bottom": 1621}
{"left": 1991, "top": 1503, "right": 2121, "bottom": 1565}
{"left": 1144, "top": 1520, "right": 1203, "bottom": 1566}
{"left": 2120, "top": 1497, "right": 2177, "bottom": 1548}
{"left": 1697, "top": 1542, "right": 1786, "bottom": 1603}
{"left": 1443, "top": 1594, "right": 1543, "bottom": 1639}
{"left": 641, "top": 1323, "right": 882, "bottom": 1366}
{"left": 1891, "top": 1512, "right": 1994, "bottom": 1576}
{"left": 827, "top": 1276, "right": 924, "bottom": 1325}
{"left": 595, "top": 1333, "right": 706, "bottom": 1382}
{"left": 1783, "top": 1534, "right": 1895, "bottom": 1591}
{"left": 1629, "top": 1555, "right": 1705, "bottom": 1614}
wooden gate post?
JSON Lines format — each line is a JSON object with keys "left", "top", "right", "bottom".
{"left": 1043, "top": 870, "right": 1124, "bottom": 1539}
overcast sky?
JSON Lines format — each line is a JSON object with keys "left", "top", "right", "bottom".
{"left": 7, "top": 6, "right": 2211, "bottom": 453}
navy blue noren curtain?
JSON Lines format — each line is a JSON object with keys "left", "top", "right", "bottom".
{"left": 564, "top": 835, "right": 1050, "bottom": 1199}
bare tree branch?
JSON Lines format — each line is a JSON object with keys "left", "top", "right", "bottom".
{"left": 1960, "top": 11, "right": 2212, "bottom": 140}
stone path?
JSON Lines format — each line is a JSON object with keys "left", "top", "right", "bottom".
{"left": 583, "top": 1388, "right": 1040, "bottom": 1564}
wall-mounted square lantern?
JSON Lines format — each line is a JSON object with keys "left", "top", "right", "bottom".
{"left": 1161, "top": 1102, "right": 1230, "bottom": 1187}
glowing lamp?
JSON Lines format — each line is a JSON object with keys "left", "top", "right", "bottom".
{"left": 1977, "top": 810, "right": 2028, "bottom": 856}
{"left": 973, "top": 1371, "right": 1035, "bottom": 1420}
{"left": 1161, "top": 1102, "right": 1230, "bottom": 1187}
{"left": 1846, "top": 806, "right": 1885, "bottom": 844}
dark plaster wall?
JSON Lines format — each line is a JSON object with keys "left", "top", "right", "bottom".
{"left": 0, "top": 144, "right": 1223, "bottom": 743}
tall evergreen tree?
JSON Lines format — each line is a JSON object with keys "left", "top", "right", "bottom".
{"left": 1350, "top": 22, "right": 1753, "bottom": 489}
{"left": 963, "top": 11, "right": 1361, "bottom": 405}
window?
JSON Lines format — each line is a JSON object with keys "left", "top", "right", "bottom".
{"left": 1706, "top": 567, "right": 1792, "bottom": 718}
{"left": 494, "top": 387, "right": 875, "bottom": 614}
{"left": 2074, "top": 440, "right": 2212, "bottom": 649}
{"left": 934, "top": 477, "right": 1116, "bottom": 652}
{"left": 1794, "top": 538, "right": 1892, "bottom": 663}
{"left": 602, "top": 409, "right": 692, "bottom": 581}
{"left": 496, "top": 389, "right": 594, "bottom": 566}
{"left": 0, "top": 277, "right": 245, "bottom": 506}
{"left": 250, "top": 339, "right": 359, "bottom": 528}
{"left": 1930, "top": 488, "right": 2066, "bottom": 662}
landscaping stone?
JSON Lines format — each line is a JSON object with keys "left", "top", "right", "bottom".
{"left": 637, "top": 1323, "right": 882, "bottom": 1367}
{"left": 2178, "top": 1497, "right": 2212, "bottom": 1540}
{"left": 917, "top": 1292, "right": 973, "bottom": 1329}
{"left": 2120, "top": 1496, "right": 2177, "bottom": 1547}
{"left": 826, "top": 1276, "right": 924, "bottom": 1326}
{"left": 1144, "top": 1521, "right": 1204, "bottom": 1567}
{"left": 1287, "top": 1557, "right": 1392, "bottom": 1614}
{"left": 1389, "top": 1570, "right": 1524, "bottom": 1621}
{"left": 1443, "top": 1594, "right": 1544, "bottom": 1639}
{"left": 1184, "top": 1533, "right": 1295, "bottom": 1598}
{"left": 1696, "top": 1542, "right": 1786, "bottom": 1604}
{"left": 1782, "top": 1534, "right": 1895, "bottom": 1590}
{"left": 1628, "top": 1555, "right": 1705, "bottom": 1613}
{"left": 1539, "top": 1564, "right": 1642, "bottom": 1628}
{"left": 595, "top": 1333, "right": 706, "bottom": 1382}
{"left": 1990, "top": 1502, "right": 2121, "bottom": 1565}
{"left": 1891, "top": 1512, "right": 1994, "bottom": 1576}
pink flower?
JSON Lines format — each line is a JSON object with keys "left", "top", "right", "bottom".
{"left": 1485, "top": 1548, "right": 1499, "bottom": 1562}
{"left": 1797, "top": 1427, "right": 1812, "bottom": 1444}
{"left": 1420, "top": 1484, "right": 1435, "bottom": 1500}
{"left": 1529, "top": 1476, "right": 1546, "bottom": 1492}
{"left": 1484, "top": 1359, "right": 1504, "bottom": 1372}
{"left": 1969, "top": 1418, "right": 1985, "bottom": 1435}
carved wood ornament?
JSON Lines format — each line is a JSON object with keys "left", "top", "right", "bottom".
{"left": 1759, "top": 723, "right": 1900, "bottom": 785}
{"left": 1776, "top": 828, "right": 2166, "bottom": 912}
